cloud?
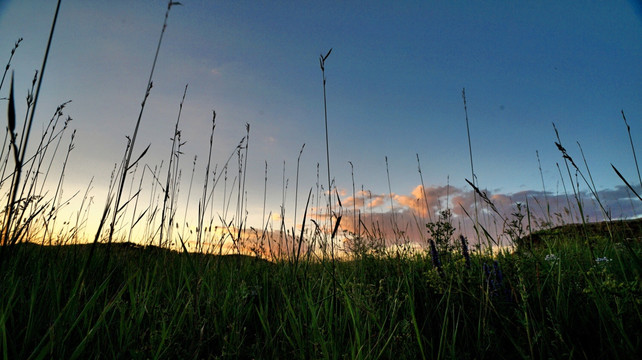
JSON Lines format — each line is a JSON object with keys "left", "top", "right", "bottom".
{"left": 253, "top": 183, "right": 642, "bottom": 258}
{"left": 342, "top": 195, "right": 366, "bottom": 209}
{"left": 393, "top": 193, "right": 423, "bottom": 215}
{"left": 327, "top": 182, "right": 642, "bottom": 248}
{"left": 367, "top": 194, "right": 386, "bottom": 208}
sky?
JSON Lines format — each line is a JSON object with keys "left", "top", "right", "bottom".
{"left": 1, "top": 0, "right": 642, "bottom": 250}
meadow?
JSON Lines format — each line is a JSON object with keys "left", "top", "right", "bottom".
{"left": 1, "top": 2, "right": 641, "bottom": 359}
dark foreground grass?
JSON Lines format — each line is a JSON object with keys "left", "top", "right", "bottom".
{"left": 1, "top": 231, "right": 640, "bottom": 359}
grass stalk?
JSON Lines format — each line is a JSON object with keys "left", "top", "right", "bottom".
{"left": 160, "top": 84, "right": 187, "bottom": 247}
{"left": 621, "top": 110, "right": 642, "bottom": 188}
{"left": 2, "top": 0, "right": 61, "bottom": 248}
{"left": 416, "top": 154, "right": 434, "bottom": 224}
{"left": 107, "top": 0, "right": 180, "bottom": 245}
{"left": 0, "top": 38, "right": 22, "bottom": 92}
{"left": 293, "top": 143, "right": 305, "bottom": 259}
{"left": 197, "top": 110, "right": 216, "bottom": 251}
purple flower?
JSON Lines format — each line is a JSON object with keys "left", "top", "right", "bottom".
{"left": 460, "top": 235, "right": 471, "bottom": 268}
{"left": 484, "top": 260, "right": 511, "bottom": 303}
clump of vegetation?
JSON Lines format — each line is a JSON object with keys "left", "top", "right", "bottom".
{"left": 1, "top": 1, "right": 641, "bottom": 359}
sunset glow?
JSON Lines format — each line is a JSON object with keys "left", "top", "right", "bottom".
{"left": 1, "top": 0, "right": 641, "bottom": 249}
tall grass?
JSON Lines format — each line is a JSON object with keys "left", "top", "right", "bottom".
{"left": 106, "top": 0, "right": 182, "bottom": 249}
{"left": 1, "top": 2, "right": 641, "bottom": 359}
{"left": 1, "top": 0, "right": 62, "bottom": 252}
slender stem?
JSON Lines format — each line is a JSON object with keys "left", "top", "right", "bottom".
{"left": 319, "top": 48, "right": 337, "bottom": 328}
{"left": 320, "top": 49, "right": 333, "bottom": 233}
{"left": 622, "top": 110, "right": 642, "bottom": 189}
{"left": 536, "top": 150, "right": 551, "bottom": 225}
{"left": 385, "top": 156, "right": 397, "bottom": 242}
{"left": 462, "top": 88, "right": 480, "bottom": 246}
{"left": 293, "top": 143, "right": 305, "bottom": 257}
{"left": 349, "top": 161, "right": 356, "bottom": 234}
{"left": 0, "top": 38, "right": 22, "bottom": 92}
{"left": 108, "top": 0, "right": 179, "bottom": 244}
{"left": 198, "top": 111, "right": 216, "bottom": 251}
{"left": 160, "top": 84, "right": 187, "bottom": 247}
{"left": 416, "top": 154, "right": 433, "bottom": 224}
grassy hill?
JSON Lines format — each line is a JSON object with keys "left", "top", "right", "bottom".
{"left": 522, "top": 217, "right": 642, "bottom": 248}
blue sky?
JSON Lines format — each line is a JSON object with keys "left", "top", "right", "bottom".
{"left": 1, "top": 0, "right": 642, "bottom": 246}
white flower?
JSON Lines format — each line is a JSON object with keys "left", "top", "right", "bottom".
{"left": 595, "top": 257, "right": 611, "bottom": 263}
{"left": 545, "top": 254, "right": 559, "bottom": 262}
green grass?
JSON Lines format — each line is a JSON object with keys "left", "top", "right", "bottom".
{"left": 0, "top": 234, "right": 641, "bottom": 359}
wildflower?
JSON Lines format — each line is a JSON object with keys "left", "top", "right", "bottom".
{"left": 493, "top": 260, "right": 503, "bottom": 285}
{"left": 429, "top": 239, "right": 444, "bottom": 277}
{"left": 460, "top": 235, "right": 471, "bottom": 269}
{"left": 483, "top": 262, "right": 499, "bottom": 295}
{"left": 595, "top": 257, "right": 611, "bottom": 264}
{"left": 483, "top": 260, "right": 511, "bottom": 302}
{"left": 545, "top": 253, "right": 558, "bottom": 262}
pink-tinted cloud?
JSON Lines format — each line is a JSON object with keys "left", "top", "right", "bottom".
{"left": 342, "top": 195, "right": 366, "bottom": 210}
{"left": 255, "top": 182, "right": 642, "bottom": 257}
{"left": 327, "top": 182, "right": 642, "bottom": 249}
{"left": 367, "top": 194, "right": 386, "bottom": 208}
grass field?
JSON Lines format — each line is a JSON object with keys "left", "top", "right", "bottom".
{"left": 1, "top": 226, "right": 641, "bottom": 359}
{"left": 1, "top": 1, "right": 642, "bottom": 358}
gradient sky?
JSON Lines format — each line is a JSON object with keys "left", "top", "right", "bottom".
{"left": 1, "top": 0, "right": 642, "bottom": 246}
